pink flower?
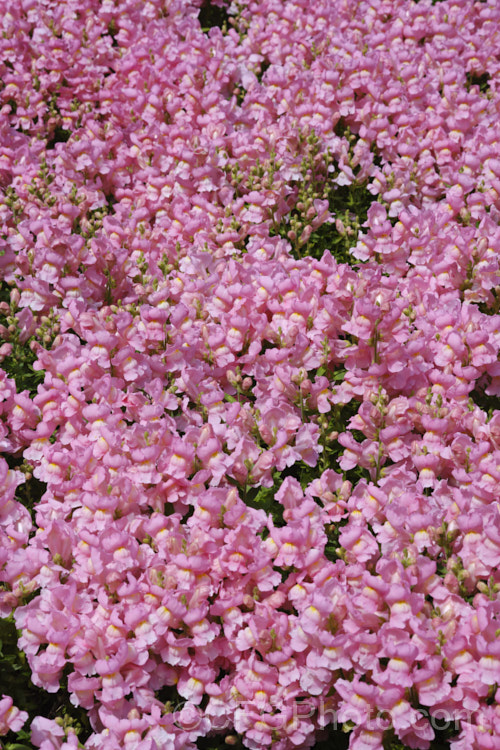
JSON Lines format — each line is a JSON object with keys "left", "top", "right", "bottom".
{"left": 413, "top": 657, "right": 453, "bottom": 706}
{"left": 349, "top": 718, "right": 390, "bottom": 750}
{"left": 0, "top": 694, "right": 28, "bottom": 735}
{"left": 339, "top": 520, "right": 380, "bottom": 564}
{"left": 67, "top": 673, "right": 101, "bottom": 710}
{"left": 177, "top": 664, "right": 216, "bottom": 705}
{"left": 233, "top": 654, "right": 278, "bottom": 708}
{"left": 373, "top": 640, "right": 418, "bottom": 689}
{"left": 335, "top": 676, "right": 379, "bottom": 725}
{"left": 30, "top": 716, "right": 65, "bottom": 749}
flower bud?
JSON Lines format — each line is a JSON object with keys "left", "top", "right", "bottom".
{"left": 10, "top": 288, "right": 20, "bottom": 307}
{"left": 227, "top": 369, "right": 241, "bottom": 386}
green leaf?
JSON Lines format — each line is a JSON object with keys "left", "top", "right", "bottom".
{"left": 333, "top": 369, "right": 346, "bottom": 381}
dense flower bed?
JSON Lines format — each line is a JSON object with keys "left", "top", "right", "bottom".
{"left": 1, "top": 0, "right": 500, "bottom": 748}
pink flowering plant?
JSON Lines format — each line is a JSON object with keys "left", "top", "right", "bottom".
{"left": 1, "top": 0, "right": 500, "bottom": 749}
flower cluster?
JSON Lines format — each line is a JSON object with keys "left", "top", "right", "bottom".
{"left": 1, "top": 0, "right": 500, "bottom": 749}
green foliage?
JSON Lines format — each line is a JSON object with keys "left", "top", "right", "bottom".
{"left": 468, "top": 377, "right": 500, "bottom": 420}
{"left": 46, "top": 125, "right": 71, "bottom": 151}
{"left": 220, "top": 125, "right": 376, "bottom": 266}
{"left": 0, "top": 282, "right": 46, "bottom": 397}
{"left": 5, "top": 454, "right": 46, "bottom": 523}
{"left": 0, "top": 618, "right": 32, "bottom": 722}
{"left": 72, "top": 205, "right": 110, "bottom": 241}
{"left": 255, "top": 60, "right": 271, "bottom": 84}
{"left": 0, "top": 341, "right": 43, "bottom": 398}
{"left": 243, "top": 478, "right": 284, "bottom": 526}
{"left": 324, "top": 516, "right": 350, "bottom": 562}
{"left": 198, "top": 0, "right": 230, "bottom": 33}
{"left": 304, "top": 724, "right": 350, "bottom": 750}
{"left": 465, "top": 71, "right": 490, "bottom": 94}
{"left": 155, "top": 682, "right": 185, "bottom": 713}
{"left": 3, "top": 186, "right": 25, "bottom": 223}
{"left": 304, "top": 192, "right": 366, "bottom": 266}
{"left": 478, "top": 287, "right": 500, "bottom": 315}
{"left": 196, "top": 734, "right": 243, "bottom": 750}
{"left": 318, "top": 401, "right": 368, "bottom": 483}
{"left": 24, "top": 158, "right": 58, "bottom": 208}
{"left": 383, "top": 728, "right": 409, "bottom": 749}
{"left": 269, "top": 127, "right": 376, "bottom": 265}
{"left": 0, "top": 616, "right": 91, "bottom": 750}
{"left": 107, "top": 18, "right": 118, "bottom": 46}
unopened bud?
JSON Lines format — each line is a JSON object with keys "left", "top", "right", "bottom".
{"left": 227, "top": 369, "right": 241, "bottom": 386}
{"left": 10, "top": 288, "right": 20, "bottom": 307}
{"left": 299, "top": 225, "right": 313, "bottom": 245}
{"left": 300, "top": 379, "right": 311, "bottom": 394}
{"left": 243, "top": 594, "right": 255, "bottom": 610}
